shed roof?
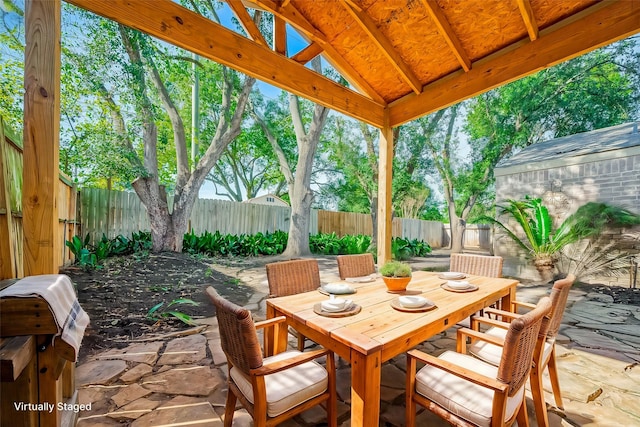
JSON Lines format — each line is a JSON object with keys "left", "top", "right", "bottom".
{"left": 497, "top": 122, "right": 640, "bottom": 169}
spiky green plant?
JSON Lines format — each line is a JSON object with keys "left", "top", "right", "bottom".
{"left": 483, "top": 197, "right": 640, "bottom": 280}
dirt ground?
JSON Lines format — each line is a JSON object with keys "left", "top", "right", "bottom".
{"left": 61, "top": 252, "right": 259, "bottom": 364}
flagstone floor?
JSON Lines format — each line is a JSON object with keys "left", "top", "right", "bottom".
{"left": 75, "top": 255, "right": 640, "bottom": 427}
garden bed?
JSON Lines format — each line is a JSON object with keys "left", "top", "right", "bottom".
{"left": 62, "top": 252, "right": 256, "bottom": 364}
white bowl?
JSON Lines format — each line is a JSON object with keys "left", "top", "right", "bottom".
{"left": 447, "top": 280, "right": 471, "bottom": 290}
{"left": 398, "top": 295, "right": 428, "bottom": 308}
{"left": 321, "top": 298, "right": 352, "bottom": 312}
{"left": 323, "top": 282, "right": 355, "bottom": 294}
{"left": 441, "top": 272, "right": 465, "bottom": 279}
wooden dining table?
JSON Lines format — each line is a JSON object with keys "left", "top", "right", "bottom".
{"left": 264, "top": 270, "right": 518, "bottom": 427}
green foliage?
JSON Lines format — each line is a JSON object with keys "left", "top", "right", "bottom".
{"left": 182, "top": 230, "right": 288, "bottom": 257}
{"left": 146, "top": 298, "right": 199, "bottom": 326}
{"left": 380, "top": 261, "right": 412, "bottom": 278}
{"left": 391, "top": 237, "right": 432, "bottom": 260}
{"left": 65, "top": 234, "right": 99, "bottom": 270}
{"left": 484, "top": 197, "right": 640, "bottom": 265}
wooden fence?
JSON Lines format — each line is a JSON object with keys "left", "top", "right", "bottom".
{"left": 443, "top": 224, "right": 493, "bottom": 250}
{"left": 0, "top": 118, "right": 77, "bottom": 279}
{"left": 79, "top": 188, "right": 450, "bottom": 248}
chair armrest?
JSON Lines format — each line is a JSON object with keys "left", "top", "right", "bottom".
{"left": 512, "top": 300, "right": 536, "bottom": 311}
{"left": 482, "top": 307, "right": 523, "bottom": 322}
{"left": 407, "top": 349, "right": 507, "bottom": 393}
{"left": 457, "top": 328, "right": 506, "bottom": 346}
{"left": 254, "top": 316, "right": 287, "bottom": 331}
{"left": 251, "top": 348, "right": 331, "bottom": 376}
{"left": 470, "top": 314, "right": 512, "bottom": 330}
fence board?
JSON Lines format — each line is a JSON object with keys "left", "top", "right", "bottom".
{"left": 0, "top": 118, "right": 76, "bottom": 279}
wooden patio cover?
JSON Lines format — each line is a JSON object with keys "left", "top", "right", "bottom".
{"left": 23, "top": 0, "right": 640, "bottom": 274}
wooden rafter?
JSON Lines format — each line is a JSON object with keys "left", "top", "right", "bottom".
{"left": 420, "top": 0, "right": 471, "bottom": 72}
{"left": 248, "top": 0, "right": 386, "bottom": 104}
{"left": 274, "top": 16, "right": 286, "bottom": 54}
{"left": 389, "top": 0, "right": 640, "bottom": 127}
{"left": 67, "top": 0, "right": 385, "bottom": 126}
{"left": 227, "top": 0, "right": 268, "bottom": 46}
{"left": 341, "top": 0, "right": 422, "bottom": 94}
{"left": 517, "top": 0, "right": 539, "bottom": 41}
{"left": 291, "top": 41, "right": 323, "bottom": 64}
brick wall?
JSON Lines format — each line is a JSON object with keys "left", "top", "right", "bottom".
{"left": 495, "top": 151, "right": 640, "bottom": 287}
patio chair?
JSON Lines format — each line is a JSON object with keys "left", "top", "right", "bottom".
{"left": 450, "top": 253, "right": 504, "bottom": 278}
{"left": 406, "top": 296, "right": 552, "bottom": 427}
{"left": 205, "top": 286, "right": 337, "bottom": 427}
{"left": 450, "top": 253, "right": 504, "bottom": 326}
{"left": 265, "top": 259, "right": 321, "bottom": 351}
{"left": 337, "top": 253, "right": 376, "bottom": 280}
{"left": 462, "top": 274, "right": 576, "bottom": 427}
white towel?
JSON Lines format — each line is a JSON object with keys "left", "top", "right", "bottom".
{"left": 0, "top": 274, "right": 90, "bottom": 361}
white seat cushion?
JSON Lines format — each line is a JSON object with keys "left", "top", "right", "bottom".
{"left": 469, "top": 327, "right": 553, "bottom": 367}
{"left": 415, "top": 350, "right": 524, "bottom": 427}
{"left": 230, "top": 350, "right": 328, "bottom": 417}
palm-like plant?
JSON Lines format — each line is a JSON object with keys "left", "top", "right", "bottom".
{"left": 485, "top": 197, "right": 640, "bottom": 281}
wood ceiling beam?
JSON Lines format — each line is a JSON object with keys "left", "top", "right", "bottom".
{"left": 517, "top": 0, "right": 539, "bottom": 41}
{"left": 341, "top": 0, "right": 422, "bottom": 94}
{"left": 249, "top": 0, "right": 386, "bottom": 104}
{"left": 389, "top": 0, "right": 640, "bottom": 127}
{"left": 67, "top": 0, "right": 385, "bottom": 127}
{"left": 274, "top": 16, "right": 287, "bottom": 54}
{"left": 420, "top": 0, "right": 471, "bottom": 72}
{"left": 226, "top": 0, "right": 268, "bottom": 46}
{"left": 291, "top": 41, "right": 323, "bottom": 64}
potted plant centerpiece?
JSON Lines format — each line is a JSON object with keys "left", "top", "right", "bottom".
{"left": 380, "top": 260, "right": 412, "bottom": 293}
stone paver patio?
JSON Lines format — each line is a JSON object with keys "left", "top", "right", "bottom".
{"left": 76, "top": 254, "right": 640, "bottom": 426}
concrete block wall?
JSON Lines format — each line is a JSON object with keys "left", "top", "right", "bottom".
{"left": 495, "top": 152, "right": 640, "bottom": 287}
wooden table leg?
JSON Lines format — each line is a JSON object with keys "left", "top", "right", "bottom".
{"left": 264, "top": 305, "right": 288, "bottom": 356}
{"left": 350, "top": 349, "right": 381, "bottom": 427}
{"left": 501, "top": 284, "right": 516, "bottom": 312}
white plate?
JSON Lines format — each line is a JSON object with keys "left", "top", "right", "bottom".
{"left": 447, "top": 280, "right": 471, "bottom": 290}
{"left": 398, "top": 295, "right": 429, "bottom": 308}
{"left": 322, "top": 282, "right": 356, "bottom": 294}
{"left": 441, "top": 272, "right": 465, "bottom": 279}
{"left": 345, "top": 275, "right": 376, "bottom": 283}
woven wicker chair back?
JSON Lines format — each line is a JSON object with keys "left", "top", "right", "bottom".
{"left": 206, "top": 287, "right": 263, "bottom": 374}
{"left": 337, "top": 253, "right": 376, "bottom": 280}
{"left": 266, "top": 259, "right": 321, "bottom": 297}
{"left": 450, "top": 253, "right": 503, "bottom": 278}
{"left": 546, "top": 274, "right": 576, "bottom": 339}
{"left": 498, "top": 296, "right": 552, "bottom": 396}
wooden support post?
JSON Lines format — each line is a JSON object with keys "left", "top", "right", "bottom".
{"left": 377, "top": 110, "right": 393, "bottom": 264}
{"left": 23, "top": 0, "right": 61, "bottom": 276}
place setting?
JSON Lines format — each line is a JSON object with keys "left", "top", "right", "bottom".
{"left": 318, "top": 282, "right": 357, "bottom": 295}
{"left": 440, "top": 279, "right": 478, "bottom": 292}
{"left": 390, "top": 295, "right": 437, "bottom": 313}
{"left": 313, "top": 295, "right": 361, "bottom": 317}
{"left": 345, "top": 273, "right": 378, "bottom": 283}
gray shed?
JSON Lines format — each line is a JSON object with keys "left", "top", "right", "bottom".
{"left": 494, "top": 122, "right": 640, "bottom": 286}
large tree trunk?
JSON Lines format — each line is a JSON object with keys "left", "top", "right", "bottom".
{"left": 282, "top": 92, "right": 329, "bottom": 257}
{"left": 115, "top": 19, "right": 256, "bottom": 253}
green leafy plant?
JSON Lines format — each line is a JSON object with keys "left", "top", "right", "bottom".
{"left": 556, "top": 237, "right": 634, "bottom": 281}
{"left": 146, "top": 298, "right": 199, "bottom": 326}
{"left": 65, "top": 234, "right": 98, "bottom": 270}
{"left": 483, "top": 197, "right": 640, "bottom": 281}
{"left": 380, "top": 260, "right": 412, "bottom": 278}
